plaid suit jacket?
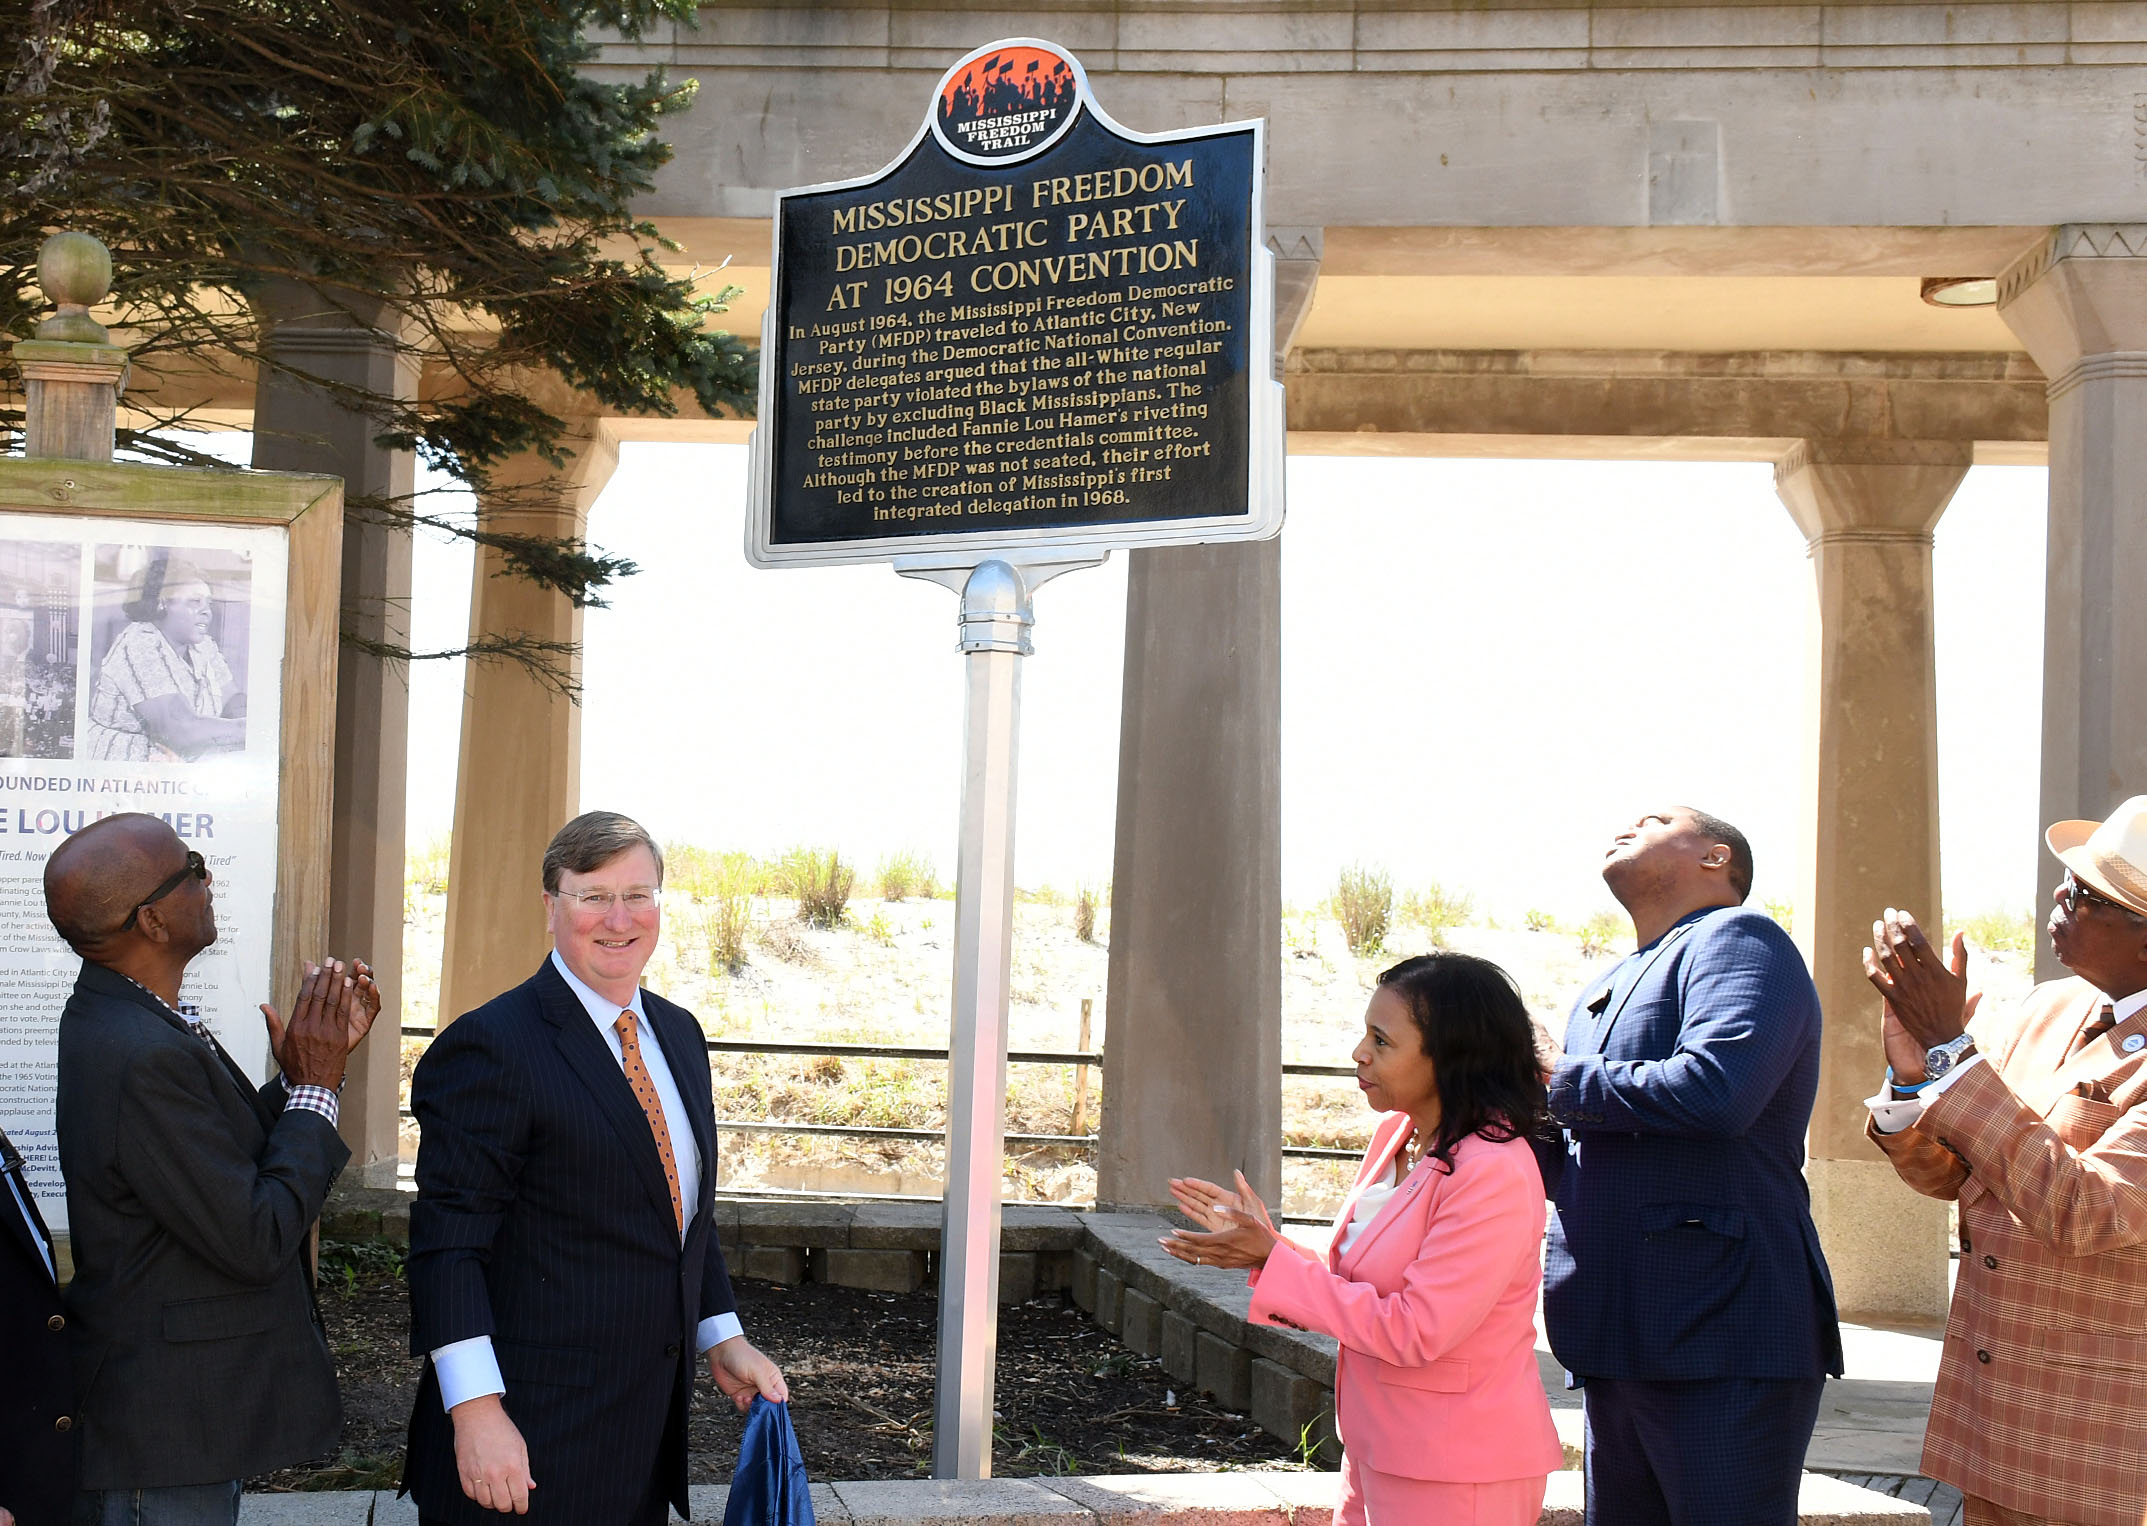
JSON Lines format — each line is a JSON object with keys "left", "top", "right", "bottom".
{"left": 1868, "top": 976, "right": 2147, "bottom": 1526}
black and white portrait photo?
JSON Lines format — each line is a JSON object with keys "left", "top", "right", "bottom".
{"left": 85, "top": 544, "right": 253, "bottom": 763}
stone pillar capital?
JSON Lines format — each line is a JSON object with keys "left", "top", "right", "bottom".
{"left": 1997, "top": 223, "right": 2147, "bottom": 388}
{"left": 1773, "top": 439, "right": 1972, "bottom": 546}
{"left": 467, "top": 369, "right": 621, "bottom": 517}
{"left": 1266, "top": 226, "right": 1322, "bottom": 381}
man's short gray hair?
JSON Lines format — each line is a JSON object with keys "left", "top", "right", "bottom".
{"left": 542, "top": 811, "right": 664, "bottom": 893}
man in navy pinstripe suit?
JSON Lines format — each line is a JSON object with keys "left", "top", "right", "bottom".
{"left": 1538, "top": 808, "right": 1843, "bottom": 1526}
{"left": 404, "top": 812, "right": 787, "bottom": 1523}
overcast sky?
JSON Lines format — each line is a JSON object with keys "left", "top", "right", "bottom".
{"left": 403, "top": 445, "right": 2048, "bottom": 925}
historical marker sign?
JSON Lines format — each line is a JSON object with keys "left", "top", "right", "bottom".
{"left": 747, "top": 38, "right": 1283, "bottom": 567}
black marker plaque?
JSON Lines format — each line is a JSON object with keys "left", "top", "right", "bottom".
{"left": 748, "top": 38, "right": 1282, "bottom": 568}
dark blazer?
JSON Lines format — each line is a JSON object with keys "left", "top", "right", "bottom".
{"left": 403, "top": 960, "right": 738, "bottom": 1525}
{"left": 0, "top": 1125, "right": 74, "bottom": 1526}
{"left": 1538, "top": 906, "right": 1844, "bottom": 1382}
{"left": 55, "top": 960, "right": 347, "bottom": 1487}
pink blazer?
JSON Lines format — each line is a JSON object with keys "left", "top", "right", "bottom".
{"left": 1248, "top": 1112, "right": 1563, "bottom": 1483}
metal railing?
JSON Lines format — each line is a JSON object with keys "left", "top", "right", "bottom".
{"left": 396, "top": 1027, "right": 1369, "bottom": 1207}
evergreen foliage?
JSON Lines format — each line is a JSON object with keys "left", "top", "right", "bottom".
{"left": 1, "top": 0, "right": 754, "bottom": 673}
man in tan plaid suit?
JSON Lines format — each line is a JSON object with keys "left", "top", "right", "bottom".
{"left": 1861, "top": 795, "right": 2147, "bottom": 1526}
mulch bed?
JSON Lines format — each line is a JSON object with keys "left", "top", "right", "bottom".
{"left": 253, "top": 1241, "right": 1310, "bottom": 1492}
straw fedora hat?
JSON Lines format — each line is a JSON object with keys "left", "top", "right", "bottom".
{"left": 2046, "top": 795, "right": 2147, "bottom": 919}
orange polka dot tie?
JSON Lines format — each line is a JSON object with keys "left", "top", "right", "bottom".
{"left": 616, "top": 1011, "right": 684, "bottom": 1233}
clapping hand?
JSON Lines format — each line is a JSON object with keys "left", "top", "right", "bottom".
{"left": 262, "top": 958, "right": 382, "bottom": 1091}
{"left": 1862, "top": 909, "right": 1982, "bottom": 1081}
{"left": 1159, "top": 1169, "right": 1280, "bottom": 1271}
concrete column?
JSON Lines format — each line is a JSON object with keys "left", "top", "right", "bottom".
{"left": 1095, "top": 231, "right": 1312, "bottom": 1214}
{"left": 1996, "top": 226, "right": 2147, "bottom": 980}
{"left": 1095, "top": 230, "right": 1315, "bottom": 1213}
{"left": 1098, "top": 539, "right": 1283, "bottom": 1213}
{"left": 249, "top": 283, "right": 418, "bottom": 1187}
{"left": 437, "top": 395, "right": 618, "bottom": 1024}
{"left": 1776, "top": 438, "right": 1969, "bottom": 1323}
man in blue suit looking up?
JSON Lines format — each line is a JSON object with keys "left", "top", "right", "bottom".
{"left": 1540, "top": 807, "right": 1842, "bottom": 1526}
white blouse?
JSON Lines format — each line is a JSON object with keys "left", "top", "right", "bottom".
{"left": 1335, "top": 1151, "right": 1409, "bottom": 1260}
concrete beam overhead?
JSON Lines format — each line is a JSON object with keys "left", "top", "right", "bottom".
{"left": 1284, "top": 428, "right": 2048, "bottom": 464}
{"left": 1285, "top": 345, "right": 2049, "bottom": 445}
{"left": 598, "top": 3, "right": 2146, "bottom": 228}
{"left": 1297, "top": 274, "right": 2023, "bottom": 353}
{"left": 1311, "top": 224, "right": 2051, "bottom": 279}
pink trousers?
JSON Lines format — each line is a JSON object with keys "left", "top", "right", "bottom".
{"left": 1333, "top": 1455, "right": 1548, "bottom": 1526}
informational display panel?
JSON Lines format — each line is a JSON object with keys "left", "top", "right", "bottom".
{"left": 0, "top": 512, "right": 289, "bottom": 1229}
{"left": 748, "top": 38, "right": 1284, "bottom": 568}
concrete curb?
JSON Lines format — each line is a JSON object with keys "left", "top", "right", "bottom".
{"left": 241, "top": 1471, "right": 1932, "bottom": 1525}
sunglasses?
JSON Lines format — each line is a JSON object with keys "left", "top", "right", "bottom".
{"left": 119, "top": 850, "right": 208, "bottom": 932}
{"left": 2061, "top": 872, "right": 2141, "bottom": 921}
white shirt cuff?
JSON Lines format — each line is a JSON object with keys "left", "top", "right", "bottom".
{"left": 697, "top": 1312, "right": 744, "bottom": 1354}
{"left": 1866, "top": 1053, "right": 1985, "bottom": 1134}
{"left": 433, "top": 1336, "right": 506, "bottom": 1410}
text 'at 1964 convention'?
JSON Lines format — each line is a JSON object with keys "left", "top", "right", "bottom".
{"left": 769, "top": 124, "right": 1256, "bottom": 545}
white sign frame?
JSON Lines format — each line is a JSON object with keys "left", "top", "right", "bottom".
{"left": 745, "top": 38, "right": 1285, "bottom": 570}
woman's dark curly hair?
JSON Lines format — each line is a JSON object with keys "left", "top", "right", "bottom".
{"left": 1376, "top": 951, "right": 1552, "bottom": 1170}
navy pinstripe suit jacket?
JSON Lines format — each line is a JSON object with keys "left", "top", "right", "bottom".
{"left": 1537, "top": 906, "right": 1845, "bottom": 1383}
{"left": 402, "top": 960, "right": 738, "bottom": 1524}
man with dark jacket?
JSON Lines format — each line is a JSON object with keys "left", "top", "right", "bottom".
{"left": 49, "top": 813, "right": 378, "bottom": 1526}
{"left": 1539, "top": 807, "right": 1843, "bottom": 1526}
{"left": 404, "top": 810, "right": 786, "bottom": 1524}
{"left": 0, "top": 1119, "right": 72, "bottom": 1526}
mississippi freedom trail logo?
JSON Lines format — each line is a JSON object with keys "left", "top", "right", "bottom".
{"left": 932, "top": 42, "right": 1081, "bottom": 163}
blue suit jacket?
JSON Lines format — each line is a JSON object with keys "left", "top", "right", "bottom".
{"left": 403, "top": 960, "right": 738, "bottom": 1524}
{"left": 1538, "top": 906, "right": 1843, "bottom": 1382}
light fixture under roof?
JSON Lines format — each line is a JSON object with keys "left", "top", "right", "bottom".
{"left": 1920, "top": 276, "right": 1999, "bottom": 308}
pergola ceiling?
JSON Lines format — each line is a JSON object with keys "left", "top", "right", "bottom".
{"left": 654, "top": 217, "right": 2036, "bottom": 357}
{"left": 114, "top": 219, "right": 2049, "bottom": 460}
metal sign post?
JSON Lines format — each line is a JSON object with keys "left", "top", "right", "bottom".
{"left": 895, "top": 554, "right": 1097, "bottom": 1475}
{"left": 746, "top": 36, "right": 1283, "bottom": 1479}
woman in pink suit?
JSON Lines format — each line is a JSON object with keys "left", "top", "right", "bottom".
{"left": 1164, "top": 953, "right": 1562, "bottom": 1526}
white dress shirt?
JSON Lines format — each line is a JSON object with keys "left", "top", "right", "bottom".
{"left": 432, "top": 951, "right": 744, "bottom": 1409}
{"left": 1335, "top": 1154, "right": 1405, "bottom": 1260}
{"left": 1868, "top": 987, "right": 2147, "bottom": 1134}
{"left": 5, "top": 1169, "right": 54, "bottom": 1281}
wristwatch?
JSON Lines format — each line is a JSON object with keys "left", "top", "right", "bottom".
{"left": 1923, "top": 1032, "right": 1977, "bottom": 1082}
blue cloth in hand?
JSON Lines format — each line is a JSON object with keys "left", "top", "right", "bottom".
{"left": 724, "top": 1396, "right": 816, "bottom": 1526}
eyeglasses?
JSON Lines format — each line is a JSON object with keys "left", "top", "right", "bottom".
{"left": 552, "top": 888, "right": 662, "bottom": 913}
{"left": 2061, "top": 873, "right": 2142, "bottom": 921}
{"left": 119, "top": 850, "right": 208, "bottom": 932}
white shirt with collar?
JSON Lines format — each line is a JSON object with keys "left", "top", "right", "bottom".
{"left": 1868, "top": 987, "right": 2147, "bottom": 1135}
{"left": 5, "top": 1169, "right": 53, "bottom": 1281}
{"left": 1334, "top": 1154, "right": 1405, "bottom": 1261}
{"left": 431, "top": 949, "right": 745, "bottom": 1410}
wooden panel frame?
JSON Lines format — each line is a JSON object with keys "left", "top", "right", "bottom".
{"left": 0, "top": 457, "right": 343, "bottom": 1013}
